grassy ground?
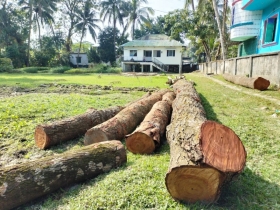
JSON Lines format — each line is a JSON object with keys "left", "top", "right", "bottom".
{"left": 0, "top": 73, "right": 279, "bottom": 209}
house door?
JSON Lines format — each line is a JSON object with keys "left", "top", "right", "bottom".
{"left": 144, "top": 50, "right": 152, "bottom": 61}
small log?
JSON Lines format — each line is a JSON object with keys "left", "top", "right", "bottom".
{"left": 165, "top": 79, "right": 246, "bottom": 203}
{"left": 125, "top": 91, "right": 176, "bottom": 154}
{"left": 223, "top": 74, "right": 270, "bottom": 90}
{"left": 35, "top": 106, "right": 123, "bottom": 149}
{"left": 84, "top": 89, "right": 170, "bottom": 145}
{"left": 0, "top": 140, "right": 126, "bottom": 210}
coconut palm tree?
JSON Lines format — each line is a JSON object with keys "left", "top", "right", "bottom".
{"left": 125, "top": 0, "right": 154, "bottom": 40}
{"left": 184, "top": 0, "right": 195, "bottom": 11}
{"left": 100, "top": 0, "right": 125, "bottom": 58}
{"left": 75, "top": 0, "right": 100, "bottom": 66}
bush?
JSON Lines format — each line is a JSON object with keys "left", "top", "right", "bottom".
{"left": 51, "top": 66, "right": 72, "bottom": 73}
{"left": 64, "top": 68, "right": 94, "bottom": 74}
{"left": 22, "top": 67, "right": 49, "bottom": 73}
{"left": 0, "top": 58, "right": 13, "bottom": 72}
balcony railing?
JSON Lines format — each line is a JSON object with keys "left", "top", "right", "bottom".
{"left": 123, "top": 56, "right": 152, "bottom": 62}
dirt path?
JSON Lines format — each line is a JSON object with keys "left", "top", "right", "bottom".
{"left": 195, "top": 73, "right": 280, "bottom": 107}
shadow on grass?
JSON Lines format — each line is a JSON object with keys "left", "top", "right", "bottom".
{"left": 199, "top": 93, "right": 221, "bottom": 123}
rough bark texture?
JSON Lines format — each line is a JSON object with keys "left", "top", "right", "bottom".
{"left": 223, "top": 74, "right": 270, "bottom": 90}
{"left": 125, "top": 91, "right": 176, "bottom": 154}
{"left": 84, "top": 89, "right": 170, "bottom": 145}
{"left": 165, "top": 79, "right": 246, "bottom": 204}
{"left": 0, "top": 140, "right": 126, "bottom": 210}
{"left": 35, "top": 106, "right": 123, "bottom": 149}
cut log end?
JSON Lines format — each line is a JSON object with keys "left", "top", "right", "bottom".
{"left": 200, "top": 121, "right": 247, "bottom": 173}
{"left": 34, "top": 126, "right": 50, "bottom": 149}
{"left": 165, "top": 166, "right": 224, "bottom": 204}
{"left": 125, "top": 132, "right": 156, "bottom": 154}
{"left": 84, "top": 128, "right": 109, "bottom": 146}
{"left": 254, "top": 77, "right": 270, "bottom": 91}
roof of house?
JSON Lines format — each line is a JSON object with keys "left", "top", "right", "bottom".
{"left": 121, "top": 34, "right": 184, "bottom": 47}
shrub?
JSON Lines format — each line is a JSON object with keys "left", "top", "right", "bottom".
{"left": 51, "top": 66, "right": 72, "bottom": 74}
{"left": 0, "top": 58, "right": 13, "bottom": 72}
{"left": 22, "top": 67, "right": 49, "bottom": 73}
{"left": 64, "top": 69, "right": 94, "bottom": 74}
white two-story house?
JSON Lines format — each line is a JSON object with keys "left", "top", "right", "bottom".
{"left": 121, "top": 34, "right": 184, "bottom": 73}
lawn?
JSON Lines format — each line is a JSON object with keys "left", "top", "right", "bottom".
{"left": 0, "top": 72, "right": 279, "bottom": 209}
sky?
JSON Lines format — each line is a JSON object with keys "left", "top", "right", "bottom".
{"left": 80, "top": 0, "right": 186, "bottom": 44}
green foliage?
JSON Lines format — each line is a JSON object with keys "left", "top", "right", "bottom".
{"left": 64, "top": 69, "right": 94, "bottom": 74}
{"left": 98, "top": 27, "right": 117, "bottom": 63}
{"left": 51, "top": 66, "right": 72, "bottom": 73}
{"left": 0, "top": 58, "right": 13, "bottom": 72}
{"left": 21, "top": 67, "right": 49, "bottom": 73}
{"left": 87, "top": 47, "right": 101, "bottom": 63}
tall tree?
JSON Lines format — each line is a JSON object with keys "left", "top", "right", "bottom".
{"left": 75, "top": 0, "right": 100, "bottom": 65}
{"left": 100, "top": 0, "right": 125, "bottom": 61}
{"left": 184, "top": 0, "right": 195, "bottom": 11}
{"left": 126, "top": 0, "right": 154, "bottom": 40}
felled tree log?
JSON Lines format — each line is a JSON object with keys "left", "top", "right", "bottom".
{"left": 166, "top": 75, "right": 186, "bottom": 86}
{"left": 165, "top": 79, "right": 246, "bottom": 204}
{"left": 0, "top": 140, "right": 126, "bottom": 210}
{"left": 223, "top": 74, "right": 270, "bottom": 90}
{"left": 84, "top": 89, "right": 170, "bottom": 145}
{"left": 125, "top": 91, "right": 176, "bottom": 154}
{"left": 35, "top": 106, "right": 123, "bottom": 149}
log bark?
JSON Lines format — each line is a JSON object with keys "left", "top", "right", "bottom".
{"left": 0, "top": 140, "right": 126, "bottom": 210}
{"left": 35, "top": 106, "right": 123, "bottom": 149}
{"left": 223, "top": 74, "right": 270, "bottom": 90}
{"left": 165, "top": 79, "right": 246, "bottom": 203}
{"left": 125, "top": 91, "right": 176, "bottom": 154}
{"left": 84, "top": 89, "right": 170, "bottom": 145}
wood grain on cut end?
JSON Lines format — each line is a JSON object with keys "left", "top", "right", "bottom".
{"left": 254, "top": 77, "right": 270, "bottom": 91}
{"left": 200, "top": 121, "right": 246, "bottom": 173}
{"left": 84, "top": 128, "right": 109, "bottom": 145}
{"left": 125, "top": 132, "right": 155, "bottom": 154}
{"left": 34, "top": 126, "right": 50, "bottom": 149}
{"left": 165, "top": 166, "right": 225, "bottom": 203}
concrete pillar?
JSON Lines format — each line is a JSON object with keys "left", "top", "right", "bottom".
{"left": 141, "top": 65, "right": 143, "bottom": 72}
{"left": 150, "top": 64, "right": 153, "bottom": 72}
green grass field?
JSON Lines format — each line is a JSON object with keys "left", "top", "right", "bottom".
{"left": 0, "top": 73, "right": 279, "bottom": 209}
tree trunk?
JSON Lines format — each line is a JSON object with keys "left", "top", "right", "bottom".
{"left": 223, "top": 74, "right": 270, "bottom": 90}
{"left": 35, "top": 106, "right": 124, "bottom": 149}
{"left": 0, "top": 140, "right": 126, "bottom": 210}
{"left": 125, "top": 91, "right": 176, "bottom": 154}
{"left": 165, "top": 79, "right": 246, "bottom": 203}
{"left": 84, "top": 89, "right": 170, "bottom": 145}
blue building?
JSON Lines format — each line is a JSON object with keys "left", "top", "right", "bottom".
{"left": 230, "top": 0, "right": 280, "bottom": 56}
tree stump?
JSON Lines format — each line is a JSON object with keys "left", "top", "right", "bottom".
{"left": 84, "top": 89, "right": 171, "bottom": 145}
{"left": 125, "top": 91, "right": 176, "bottom": 154}
{"left": 0, "top": 140, "right": 126, "bottom": 210}
{"left": 223, "top": 74, "right": 270, "bottom": 90}
{"left": 165, "top": 79, "right": 246, "bottom": 203}
{"left": 35, "top": 106, "right": 123, "bottom": 149}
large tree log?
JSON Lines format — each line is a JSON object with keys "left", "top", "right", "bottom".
{"left": 84, "top": 89, "right": 170, "bottom": 145}
{"left": 125, "top": 91, "right": 176, "bottom": 154}
{"left": 0, "top": 140, "right": 126, "bottom": 210}
{"left": 35, "top": 106, "right": 123, "bottom": 149}
{"left": 165, "top": 79, "right": 246, "bottom": 203}
{"left": 223, "top": 74, "right": 270, "bottom": 90}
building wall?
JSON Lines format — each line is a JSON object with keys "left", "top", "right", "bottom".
{"left": 199, "top": 52, "right": 280, "bottom": 86}
{"left": 239, "top": 38, "right": 258, "bottom": 56}
{"left": 123, "top": 46, "right": 182, "bottom": 65}
{"left": 257, "top": 2, "right": 280, "bottom": 54}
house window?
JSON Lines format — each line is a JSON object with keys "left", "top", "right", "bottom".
{"left": 76, "top": 56, "right": 81, "bottom": 63}
{"left": 263, "top": 15, "right": 278, "bottom": 44}
{"left": 154, "top": 50, "right": 161, "bottom": 57}
{"left": 144, "top": 50, "right": 152, "bottom": 57}
{"left": 130, "top": 50, "right": 137, "bottom": 56}
{"left": 167, "top": 50, "right": 175, "bottom": 57}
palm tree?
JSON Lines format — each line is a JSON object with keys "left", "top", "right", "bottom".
{"left": 100, "top": 0, "right": 125, "bottom": 59}
{"left": 184, "top": 0, "right": 195, "bottom": 11}
{"left": 126, "top": 0, "right": 154, "bottom": 40}
{"left": 19, "top": 0, "right": 58, "bottom": 65}
{"left": 75, "top": 0, "right": 101, "bottom": 66}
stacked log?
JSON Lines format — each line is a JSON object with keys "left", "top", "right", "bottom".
{"left": 165, "top": 79, "right": 246, "bottom": 203}
{"left": 0, "top": 140, "right": 126, "bottom": 210}
{"left": 125, "top": 91, "right": 176, "bottom": 154}
{"left": 84, "top": 89, "right": 171, "bottom": 145}
{"left": 166, "top": 75, "right": 186, "bottom": 86}
{"left": 35, "top": 106, "right": 123, "bottom": 149}
{"left": 223, "top": 74, "right": 270, "bottom": 90}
